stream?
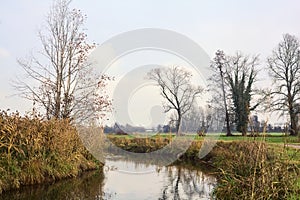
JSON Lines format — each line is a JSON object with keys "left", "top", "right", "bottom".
{"left": 0, "top": 157, "right": 216, "bottom": 200}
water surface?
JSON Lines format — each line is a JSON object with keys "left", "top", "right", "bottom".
{"left": 0, "top": 158, "right": 216, "bottom": 200}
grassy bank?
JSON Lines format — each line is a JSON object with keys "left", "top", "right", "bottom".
{"left": 208, "top": 141, "right": 300, "bottom": 199}
{"left": 0, "top": 111, "right": 100, "bottom": 194}
{"left": 106, "top": 136, "right": 300, "bottom": 199}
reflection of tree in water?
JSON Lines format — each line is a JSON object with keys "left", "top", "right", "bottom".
{"left": 158, "top": 166, "right": 216, "bottom": 200}
{"left": 106, "top": 155, "right": 216, "bottom": 199}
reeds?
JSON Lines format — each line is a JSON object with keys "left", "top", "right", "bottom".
{"left": 0, "top": 110, "right": 99, "bottom": 194}
{"left": 211, "top": 141, "right": 300, "bottom": 199}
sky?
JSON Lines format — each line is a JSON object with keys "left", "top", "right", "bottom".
{"left": 1, "top": 0, "right": 300, "bottom": 126}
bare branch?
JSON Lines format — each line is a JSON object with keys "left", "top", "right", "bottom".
{"left": 267, "top": 33, "right": 300, "bottom": 135}
{"left": 14, "top": 0, "right": 111, "bottom": 122}
{"left": 147, "top": 66, "right": 203, "bottom": 134}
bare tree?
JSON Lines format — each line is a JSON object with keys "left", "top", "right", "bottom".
{"left": 182, "top": 105, "right": 205, "bottom": 132}
{"left": 182, "top": 104, "right": 214, "bottom": 134}
{"left": 14, "top": 0, "right": 111, "bottom": 121}
{"left": 209, "top": 51, "right": 259, "bottom": 136}
{"left": 210, "top": 50, "right": 232, "bottom": 136}
{"left": 226, "top": 53, "right": 259, "bottom": 136}
{"left": 147, "top": 66, "right": 203, "bottom": 134}
{"left": 268, "top": 34, "right": 300, "bottom": 136}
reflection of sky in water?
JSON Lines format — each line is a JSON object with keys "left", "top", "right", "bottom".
{"left": 104, "top": 158, "right": 216, "bottom": 200}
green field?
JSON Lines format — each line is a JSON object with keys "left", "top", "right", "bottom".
{"left": 106, "top": 132, "right": 300, "bottom": 144}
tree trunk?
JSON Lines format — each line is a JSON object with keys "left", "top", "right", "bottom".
{"left": 176, "top": 111, "right": 182, "bottom": 136}
{"left": 290, "top": 112, "right": 298, "bottom": 136}
{"left": 224, "top": 107, "right": 232, "bottom": 136}
{"left": 220, "top": 68, "right": 232, "bottom": 136}
{"left": 241, "top": 125, "right": 247, "bottom": 136}
{"left": 288, "top": 93, "right": 298, "bottom": 136}
{"left": 54, "top": 71, "right": 62, "bottom": 119}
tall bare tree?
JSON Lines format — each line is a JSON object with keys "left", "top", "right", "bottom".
{"left": 210, "top": 50, "right": 232, "bottom": 136}
{"left": 147, "top": 66, "right": 203, "bottom": 134}
{"left": 268, "top": 34, "right": 300, "bottom": 136}
{"left": 226, "top": 53, "right": 259, "bottom": 136}
{"left": 209, "top": 51, "right": 259, "bottom": 136}
{"left": 15, "top": 0, "right": 111, "bottom": 121}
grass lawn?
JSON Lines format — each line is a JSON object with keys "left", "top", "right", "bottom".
{"left": 106, "top": 132, "right": 300, "bottom": 144}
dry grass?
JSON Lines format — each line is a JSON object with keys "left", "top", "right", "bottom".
{"left": 107, "top": 134, "right": 171, "bottom": 153}
{"left": 0, "top": 110, "right": 99, "bottom": 194}
{"left": 211, "top": 141, "right": 300, "bottom": 200}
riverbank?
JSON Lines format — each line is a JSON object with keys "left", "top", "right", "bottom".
{"left": 1, "top": 113, "right": 299, "bottom": 200}
{"left": 106, "top": 136, "right": 300, "bottom": 199}
{"left": 0, "top": 111, "right": 100, "bottom": 194}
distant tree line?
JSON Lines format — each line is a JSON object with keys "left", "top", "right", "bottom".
{"left": 104, "top": 123, "right": 146, "bottom": 134}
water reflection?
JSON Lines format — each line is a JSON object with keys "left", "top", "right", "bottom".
{"left": 0, "top": 170, "right": 108, "bottom": 200}
{"left": 104, "top": 158, "right": 215, "bottom": 200}
{"left": 0, "top": 158, "right": 216, "bottom": 200}
{"left": 159, "top": 167, "right": 215, "bottom": 200}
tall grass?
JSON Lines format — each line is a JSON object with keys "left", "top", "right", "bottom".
{"left": 211, "top": 141, "right": 300, "bottom": 199}
{"left": 0, "top": 110, "right": 99, "bottom": 194}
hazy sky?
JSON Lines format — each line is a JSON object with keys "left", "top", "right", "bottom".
{"left": 1, "top": 0, "right": 300, "bottom": 125}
